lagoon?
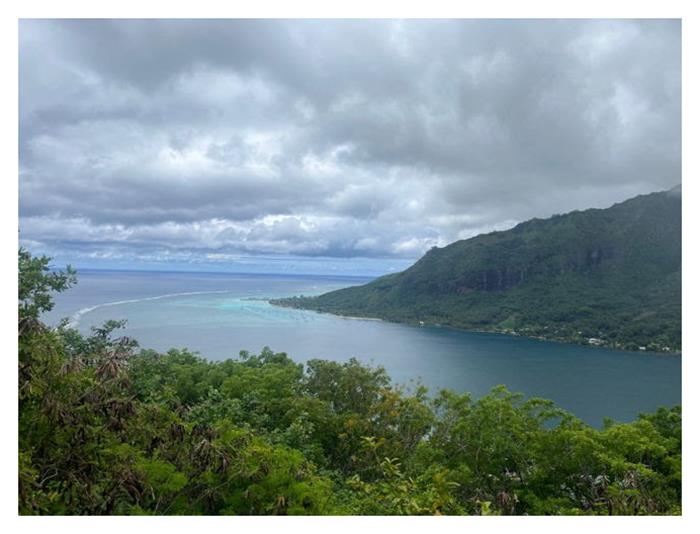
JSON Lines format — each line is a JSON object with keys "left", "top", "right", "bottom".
{"left": 46, "top": 269, "right": 681, "bottom": 426}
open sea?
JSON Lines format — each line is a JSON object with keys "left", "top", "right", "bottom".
{"left": 44, "top": 269, "right": 681, "bottom": 426}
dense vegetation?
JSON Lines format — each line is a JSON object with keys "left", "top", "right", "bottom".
{"left": 19, "top": 250, "right": 681, "bottom": 515}
{"left": 275, "top": 188, "right": 681, "bottom": 352}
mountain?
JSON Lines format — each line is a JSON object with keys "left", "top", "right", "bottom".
{"left": 274, "top": 187, "right": 681, "bottom": 351}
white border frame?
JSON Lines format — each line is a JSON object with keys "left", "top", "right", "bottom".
{"left": 3, "top": 2, "right": 696, "bottom": 533}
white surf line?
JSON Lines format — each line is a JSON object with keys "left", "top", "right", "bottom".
{"left": 67, "top": 290, "right": 234, "bottom": 328}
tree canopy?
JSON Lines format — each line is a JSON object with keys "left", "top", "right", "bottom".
{"left": 18, "top": 250, "right": 681, "bottom": 515}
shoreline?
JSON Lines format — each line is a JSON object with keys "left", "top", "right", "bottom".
{"left": 269, "top": 300, "right": 682, "bottom": 356}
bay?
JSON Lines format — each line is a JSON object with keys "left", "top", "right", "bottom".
{"left": 45, "top": 269, "right": 681, "bottom": 426}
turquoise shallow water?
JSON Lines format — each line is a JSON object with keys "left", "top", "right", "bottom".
{"left": 45, "top": 269, "right": 681, "bottom": 426}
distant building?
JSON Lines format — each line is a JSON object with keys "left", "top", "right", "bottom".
{"left": 587, "top": 338, "right": 604, "bottom": 346}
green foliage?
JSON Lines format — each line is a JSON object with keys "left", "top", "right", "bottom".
{"left": 275, "top": 189, "right": 681, "bottom": 352}
{"left": 18, "top": 247, "right": 76, "bottom": 325}
{"left": 18, "top": 249, "right": 682, "bottom": 515}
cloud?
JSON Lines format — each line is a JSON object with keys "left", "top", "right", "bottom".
{"left": 19, "top": 19, "right": 681, "bottom": 269}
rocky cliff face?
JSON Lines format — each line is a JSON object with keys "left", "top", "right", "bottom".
{"left": 450, "top": 250, "right": 614, "bottom": 293}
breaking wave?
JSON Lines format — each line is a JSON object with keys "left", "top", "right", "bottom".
{"left": 67, "top": 290, "right": 233, "bottom": 328}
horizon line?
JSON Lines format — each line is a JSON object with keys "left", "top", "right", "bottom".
{"left": 49, "top": 265, "right": 380, "bottom": 279}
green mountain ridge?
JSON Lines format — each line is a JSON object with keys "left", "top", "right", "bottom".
{"left": 274, "top": 187, "right": 681, "bottom": 352}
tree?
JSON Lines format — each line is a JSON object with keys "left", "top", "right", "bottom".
{"left": 18, "top": 247, "right": 76, "bottom": 333}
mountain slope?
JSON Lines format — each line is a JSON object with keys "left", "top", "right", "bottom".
{"left": 274, "top": 187, "right": 681, "bottom": 351}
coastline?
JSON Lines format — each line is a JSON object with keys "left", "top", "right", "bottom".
{"left": 269, "top": 299, "right": 681, "bottom": 356}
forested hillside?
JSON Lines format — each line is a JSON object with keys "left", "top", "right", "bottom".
{"left": 18, "top": 250, "right": 681, "bottom": 515}
{"left": 276, "top": 187, "right": 681, "bottom": 351}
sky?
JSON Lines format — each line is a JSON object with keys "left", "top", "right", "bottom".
{"left": 18, "top": 19, "right": 681, "bottom": 276}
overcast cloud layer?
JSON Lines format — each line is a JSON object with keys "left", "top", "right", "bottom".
{"left": 19, "top": 19, "right": 681, "bottom": 274}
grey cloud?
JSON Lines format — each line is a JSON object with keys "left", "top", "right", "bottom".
{"left": 19, "top": 19, "right": 680, "bottom": 265}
